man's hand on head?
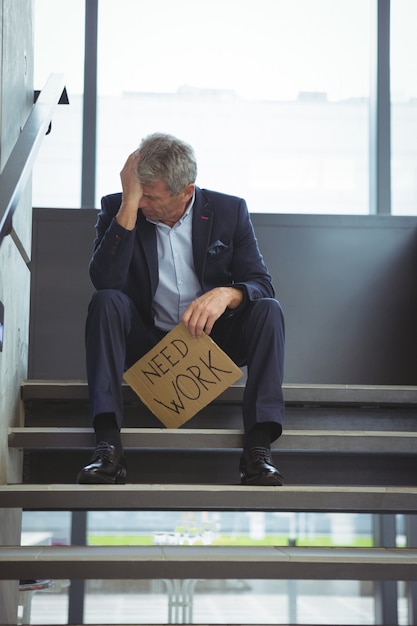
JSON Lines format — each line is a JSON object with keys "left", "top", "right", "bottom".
{"left": 116, "top": 151, "right": 143, "bottom": 230}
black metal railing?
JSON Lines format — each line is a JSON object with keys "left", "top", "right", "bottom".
{"left": 0, "top": 73, "right": 67, "bottom": 260}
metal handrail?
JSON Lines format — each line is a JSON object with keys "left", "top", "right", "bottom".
{"left": 0, "top": 73, "right": 67, "bottom": 258}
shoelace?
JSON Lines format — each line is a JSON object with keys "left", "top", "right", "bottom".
{"left": 247, "top": 446, "right": 271, "bottom": 464}
{"left": 91, "top": 441, "right": 115, "bottom": 463}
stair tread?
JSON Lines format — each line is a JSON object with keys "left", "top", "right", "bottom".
{"left": 21, "top": 380, "right": 417, "bottom": 404}
{"left": 1, "top": 544, "right": 416, "bottom": 581}
{"left": 9, "top": 426, "right": 417, "bottom": 452}
{"left": 2, "top": 484, "right": 417, "bottom": 512}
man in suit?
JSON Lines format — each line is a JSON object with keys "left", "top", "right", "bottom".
{"left": 77, "top": 133, "right": 285, "bottom": 486}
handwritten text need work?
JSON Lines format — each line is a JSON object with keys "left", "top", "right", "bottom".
{"left": 140, "top": 338, "right": 234, "bottom": 414}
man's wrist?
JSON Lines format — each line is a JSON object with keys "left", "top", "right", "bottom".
{"left": 224, "top": 286, "right": 244, "bottom": 309}
{"left": 115, "top": 201, "right": 139, "bottom": 230}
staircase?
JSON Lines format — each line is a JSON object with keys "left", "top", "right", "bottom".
{"left": 3, "top": 380, "right": 417, "bottom": 625}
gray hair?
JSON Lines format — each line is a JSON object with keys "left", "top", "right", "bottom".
{"left": 136, "top": 133, "right": 197, "bottom": 195}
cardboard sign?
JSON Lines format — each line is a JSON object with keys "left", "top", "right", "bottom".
{"left": 123, "top": 323, "right": 243, "bottom": 428}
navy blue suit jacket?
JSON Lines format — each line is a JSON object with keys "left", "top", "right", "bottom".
{"left": 89, "top": 186, "right": 275, "bottom": 327}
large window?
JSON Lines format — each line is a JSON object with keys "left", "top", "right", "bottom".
{"left": 96, "top": 0, "right": 371, "bottom": 213}
{"left": 23, "top": 509, "right": 388, "bottom": 625}
{"left": 32, "top": 0, "right": 85, "bottom": 208}
{"left": 390, "top": 0, "right": 417, "bottom": 215}
{"left": 33, "top": 0, "right": 373, "bottom": 214}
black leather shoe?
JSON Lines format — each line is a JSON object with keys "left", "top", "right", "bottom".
{"left": 77, "top": 442, "right": 127, "bottom": 484}
{"left": 240, "top": 446, "right": 284, "bottom": 486}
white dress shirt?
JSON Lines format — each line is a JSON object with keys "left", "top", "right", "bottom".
{"left": 149, "top": 196, "right": 202, "bottom": 331}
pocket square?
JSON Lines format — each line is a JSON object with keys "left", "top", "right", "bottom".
{"left": 208, "top": 240, "right": 229, "bottom": 256}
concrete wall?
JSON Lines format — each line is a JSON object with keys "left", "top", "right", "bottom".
{"left": 29, "top": 209, "right": 417, "bottom": 386}
{"left": 254, "top": 213, "right": 417, "bottom": 385}
{"left": 0, "top": 0, "right": 34, "bottom": 622}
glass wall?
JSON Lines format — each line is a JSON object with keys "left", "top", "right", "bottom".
{"left": 32, "top": 0, "right": 85, "bottom": 207}
{"left": 390, "top": 0, "right": 417, "bottom": 215}
{"left": 23, "top": 509, "right": 381, "bottom": 625}
{"left": 32, "top": 0, "right": 374, "bottom": 214}
{"left": 22, "top": 509, "right": 412, "bottom": 624}
{"left": 32, "top": 1, "right": 417, "bottom": 215}
{"left": 95, "top": 0, "right": 371, "bottom": 214}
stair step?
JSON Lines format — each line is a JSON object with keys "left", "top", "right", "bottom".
{"left": 2, "top": 545, "right": 416, "bottom": 581}
{"left": 2, "top": 484, "right": 417, "bottom": 512}
{"left": 21, "top": 380, "right": 417, "bottom": 405}
{"left": 20, "top": 380, "right": 241, "bottom": 402}
{"left": 9, "top": 427, "right": 417, "bottom": 453}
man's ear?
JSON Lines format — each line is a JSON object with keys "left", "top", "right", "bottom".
{"left": 183, "top": 183, "right": 195, "bottom": 200}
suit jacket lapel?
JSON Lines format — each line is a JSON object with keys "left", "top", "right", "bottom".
{"left": 135, "top": 189, "right": 212, "bottom": 295}
{"left": 136, "top": 213, "right": 159, "bottom": 297}
{"left": 192, "top": 188, "right": 213, "bottom": 281}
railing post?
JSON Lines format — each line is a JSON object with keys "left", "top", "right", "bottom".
{"left": 81, "top": 0, "right": 98, "bottom": 208}
{"left": 405, "top": 515, "right": 417, "bottom": 625}
{"left": 68, "top": 510, "right": 87, "bottom": 624}
{"left": 373, "top": 514, "right": 398, "bottom": 625}
{"left": 369, "top": 0, "right": 391, "bottom": 215}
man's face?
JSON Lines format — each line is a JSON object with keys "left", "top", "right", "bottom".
{"left": 139, "top": 180, "right": 194, "bottom": 227}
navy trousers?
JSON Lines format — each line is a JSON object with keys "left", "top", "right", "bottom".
{"left": 85, "top": 289, "right": 285, "bottom": 440}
